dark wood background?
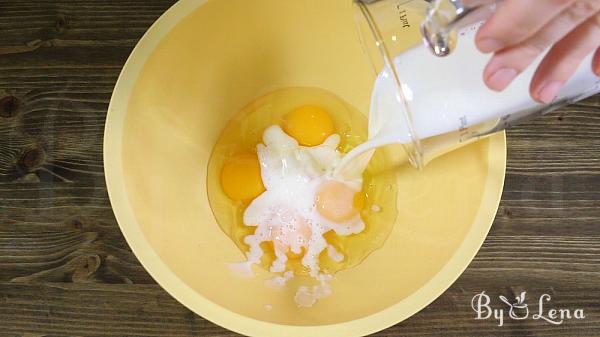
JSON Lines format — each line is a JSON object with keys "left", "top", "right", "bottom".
{"left": 0, "top": 1, "right": 599, "bottom": 336}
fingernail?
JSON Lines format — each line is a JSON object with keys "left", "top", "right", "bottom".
{"left": 593, "top": 63, "right": 600, "bottom": 76}
{"left": 536, "top": 81, "right": 563, "bottom": 104}
{"left": 487, "top": 68, "right": 518, "bottom": 91}
{"left": 478, "top": 38, "right": 503, "bottom": 53}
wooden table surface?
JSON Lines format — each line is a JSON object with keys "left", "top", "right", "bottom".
{"left": 1, "top": 1, "right": 599, "bottom": 336}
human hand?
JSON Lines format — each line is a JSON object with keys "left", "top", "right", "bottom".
{"left": 475, "top": 0, "right": 600, "bottom": 103}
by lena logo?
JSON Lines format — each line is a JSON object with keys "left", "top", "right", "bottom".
{"left": 499, "top": 292, "right": 528, "bottom": 320}
{"left": 472, "top": 291, "right": 586, "bottom": 327}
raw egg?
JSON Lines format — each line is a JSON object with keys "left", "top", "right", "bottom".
{"left": 220, "top": 151, "right": 265, "bottom": 202}
{"left": 282, "top": 105, "right": 334, "bottom": 146}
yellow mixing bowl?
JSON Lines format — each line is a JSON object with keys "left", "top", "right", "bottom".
{"left": 104, "top": 0, "right": 506, "bottom": 336}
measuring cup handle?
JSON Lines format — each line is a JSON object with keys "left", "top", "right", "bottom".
{"left": 451, "top": 0, "right": 499, "bottom": 30}
{"left": 421, "top": 0, "right": 500, "bottom": 56}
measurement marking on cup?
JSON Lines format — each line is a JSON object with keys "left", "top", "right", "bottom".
{"left": 459, "top": 116, "right": 468, "bottom": 132}
{"left": 458, "top": 116, "right": 469, "bottom": 142}
{"left": 396, "top": 7, "right": 411, "bottom": 28}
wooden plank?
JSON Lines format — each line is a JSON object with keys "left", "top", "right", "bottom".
{"left": 0, "top": 281, "right": 598, "bottom": 337}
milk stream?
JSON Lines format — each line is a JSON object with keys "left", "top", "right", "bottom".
{"left": 335, "top": 22, "right": 600, "bottom": 178}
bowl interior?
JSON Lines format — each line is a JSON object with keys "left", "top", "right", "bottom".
{"left": 106, "top": 0, "right": 505, "bottom": 334}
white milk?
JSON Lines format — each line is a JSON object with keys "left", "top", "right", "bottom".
{"left": 336, "top": 24, "right": 600, "bottom": 177}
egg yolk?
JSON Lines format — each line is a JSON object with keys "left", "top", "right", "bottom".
{"left": 271, "top": 221, "right": 312, "bottom": 259}
{"left": 282, "top": 105, "right": 335, "bottom": 146}
{"left": 315, "top": 181, "right": 364, "bottom": 222}
{"left": 220, "top": 151, "right": 265, "bottom": 202}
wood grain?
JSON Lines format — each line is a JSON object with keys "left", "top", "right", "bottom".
{"left": 0, "top": 0, "right": 599, "bottom": 336}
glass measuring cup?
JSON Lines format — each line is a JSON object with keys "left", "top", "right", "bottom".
{"left": 346, "top": 0, "right": 600, "bottom": 170}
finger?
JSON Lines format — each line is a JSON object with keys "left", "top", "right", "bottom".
{"left": 530, "top": 13, "right": 600, "bottom": 104}
{"left": 594, "top": 47, "right": 600, "bottom": 76}
{"left": 483, "top": 0, "right": 600, "bottom": 91}
{"left": 476, "top": 0, "right": 575, "bottom": 53}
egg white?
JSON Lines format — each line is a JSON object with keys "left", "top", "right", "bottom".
{"left": 239, "top": 125, "right": 367, "bottom": 307}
